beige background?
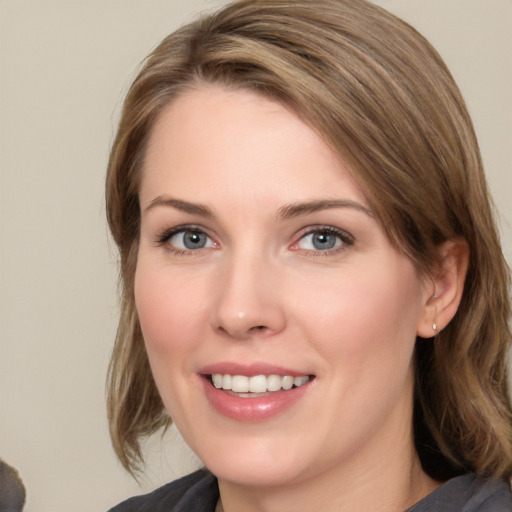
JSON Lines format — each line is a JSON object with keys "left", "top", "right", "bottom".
{"left": 0, "top": 1, "right": 510, "bottom": 511}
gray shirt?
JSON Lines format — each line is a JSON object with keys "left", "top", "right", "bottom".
{"left": 407, "top": 473, "right": 512, "bottom": 511}
{"left": 109, "top": 470, "right": 512, "bottom": 511}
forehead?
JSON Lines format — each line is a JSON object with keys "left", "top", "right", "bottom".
{"left": 140, "top": 84, "right": 368, "bottom": 211}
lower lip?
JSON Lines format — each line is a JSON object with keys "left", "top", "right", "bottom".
{"left": 201, "top": 377, "right": 312, "bottom": 422}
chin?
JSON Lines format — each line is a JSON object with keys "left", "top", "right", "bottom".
{"left": 183, "top": 428, "right": 317, "bottom": 488}
{"left": 206, "top": 455, "right": 306, "bottom": 488}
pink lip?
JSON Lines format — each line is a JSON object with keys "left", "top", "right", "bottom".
{"left": 199, "top": 362, "right": 314, "bottom": 422}
{"left": 200, "top": 362, "right": 309, "bottom": 377}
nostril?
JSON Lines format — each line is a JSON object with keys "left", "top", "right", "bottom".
{"left": 244, "top": 324, "right": 271, "bottom": 338}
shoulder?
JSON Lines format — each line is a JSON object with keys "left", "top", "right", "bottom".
{"left": 471, "top": 477, "right": 512, "bottom": 512}
{"left": 107, "top": 469, "right": 219, "bottom": 512}
{"left": 408, "top": 474, "right": 512, "bottom": 512}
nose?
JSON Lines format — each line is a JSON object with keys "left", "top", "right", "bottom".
{"left": 209, "top": 252, "right": 286, "bottom": 340}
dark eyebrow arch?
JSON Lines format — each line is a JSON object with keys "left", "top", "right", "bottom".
{"left": 278, "top": 199, "right": 373, "bottom": 219}
{"left": 144, "top": 196, "right": 213, "bottom": 217}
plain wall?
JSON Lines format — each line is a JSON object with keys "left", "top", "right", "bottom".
{"left": 0, "top": 1, "right": 510, "bottom": 511}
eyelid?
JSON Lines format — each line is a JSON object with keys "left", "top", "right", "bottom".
{"left": 153, "top": 223, "right": 353, "bottom": 256}
{"left": 290, "top": 225, "right": 355, "bottom": 254}
{"left": 155, "top": 224, "right": 218, "bottom": 253}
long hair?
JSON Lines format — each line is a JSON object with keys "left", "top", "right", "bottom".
{"left": 106, "top": 0, "right": 512, "bottom": 478}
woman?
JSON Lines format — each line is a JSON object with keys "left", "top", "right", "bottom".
{"left": 105, "top": 1, "right": 512, "bottom": 510}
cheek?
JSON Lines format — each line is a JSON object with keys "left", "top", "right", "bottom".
{"left": 134, "top": 262, "right": 203, "bottom": 360}
{"left": 134, "top": 263, "right": 204, "bottom": 425}
{"left": 295, "top": 257, "right": 423, "bottom": 375}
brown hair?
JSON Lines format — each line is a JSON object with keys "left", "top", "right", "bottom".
{"left": 106, "top": 0, "right": 512, "bottom": 479}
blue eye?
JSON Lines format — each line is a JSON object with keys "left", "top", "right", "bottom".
{"left": 158, "top": 227, "right": 216, "bottom": 252}
{"left": 295, "top": 227, "right": 353, "bottom": 253}
{"left": 176, "top": 231, "right": 208, "bottom": 249}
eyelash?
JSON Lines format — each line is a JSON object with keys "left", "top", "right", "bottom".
{"left": 155, "top": 225, "right": 216, "bottom": 256}
{"left": 154, "top": 225, "right": 355, "bottom": 256}
{"left": 292, "top": 225, "right": 355, "bottom": 257}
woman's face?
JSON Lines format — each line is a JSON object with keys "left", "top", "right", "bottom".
{"left": 135, "top": 85, "right": 431, "bottom": 488}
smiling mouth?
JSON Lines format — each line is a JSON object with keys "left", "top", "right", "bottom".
{"left": 208, "top": 374, "right": 313, "bottom": 396}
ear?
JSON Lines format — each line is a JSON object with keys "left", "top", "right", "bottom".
{"left": 416, "top": 240, "right": 469, "bottom": 338}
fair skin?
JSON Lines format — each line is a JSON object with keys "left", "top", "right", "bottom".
{"left": 135, "top": 85, "right": 466, "bottom": 512}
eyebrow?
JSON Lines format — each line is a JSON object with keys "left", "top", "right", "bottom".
{"left": 144, "top": 196, "right": 213, "bottom": 217}
{"left": 143, "top": 196, "right": 373, "bottom": 219}
{"left": 277, "top": 199, "right": 373, "bottom": 219}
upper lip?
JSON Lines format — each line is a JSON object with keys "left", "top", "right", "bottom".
{"left": 199, "top": 362, "right": 313, "bottom": 377}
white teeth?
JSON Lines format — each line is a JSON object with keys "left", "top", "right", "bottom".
{"left": 249, "top": 375, "right": 267, "bottom": 393}
{"left": 211, "top": 373, "right": 310, "bottom": 393}
{"left": 267, "top": 374, "right": 282, "bottom": 392}
{"left": 222, "top": 374, "right": 232, "bottom": 389}
{"left": 294, "top": 376, "right": 309, "bottom": 387}
{"left": 282, "top": 376, "right": 294, "bottom": 390}
{"left": 212, "top": 374, "right": 223, "bottom": 388}
{"left": 231, "top": 375, "right": 249, "bottom": 393}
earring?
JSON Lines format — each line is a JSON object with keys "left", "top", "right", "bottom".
{"left": 432, "top": 308, "right": 439, "bottom": 334}
{"left": 428, "top": 291, "right": 438, "bottom": 334}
